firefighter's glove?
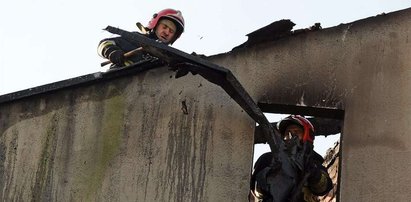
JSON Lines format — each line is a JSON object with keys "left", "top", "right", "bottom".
{"left": 108, "top": 50, "right": 125, "bottom": 66}
{"left": 307, "top": 163, "right": 322, "bottom": 185}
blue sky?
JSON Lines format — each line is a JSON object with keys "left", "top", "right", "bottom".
{"left": 1, "top": 1, "right": 410, "bottom": 158}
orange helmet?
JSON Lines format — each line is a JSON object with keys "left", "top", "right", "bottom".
{"left": 147, "top": 8, "right": 185, "bottom": 44}
{"left": 277, "top": 115, "right": 315, "bottom": 143}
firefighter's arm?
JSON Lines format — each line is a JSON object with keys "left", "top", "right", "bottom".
{"left": 97, "top": 39, "right": 126, "bottom": 66}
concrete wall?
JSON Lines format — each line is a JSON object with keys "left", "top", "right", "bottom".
{"left": 1, "top": 7, "right": 411, "bottom": 202}
{"left": 0, "top": 68, "right": 255, "bottom": 201}
{"left": 210, "top": 8, "right": 411, "bottom": 202}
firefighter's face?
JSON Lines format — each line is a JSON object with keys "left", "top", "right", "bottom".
{"left": 155, "top": 21, "right": 176, "bottom": 44}
{"left": 283, "top": 124, "right": 304, "bottom": 142}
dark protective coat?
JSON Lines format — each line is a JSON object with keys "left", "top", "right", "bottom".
{"left": 250, "top": 147, "right": 332, "bottom": 202}
{"left": 97, "top": 31, "right": 159, "bottom": 68}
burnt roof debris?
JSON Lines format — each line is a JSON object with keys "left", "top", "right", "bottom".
{"left": 293, "top": 22, "right": 322, "bottom": 34}
{"left": 234, "top": 19, "right": 322, "bottom": 50}
{"left": 235, "top": 19, "right": 295, "bottom": 49}
{"left": 247, "top": 19, "right": 295, "bottom": 42}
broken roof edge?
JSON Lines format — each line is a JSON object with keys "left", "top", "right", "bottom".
{"left": 0, "top": 72, "right": 102, "bottom": 105}
{"left": 231, "top": 19, "right": 319, "bottom": 51}
{"left": 227, "top": 6, "right": 411, "bottom": 52}
{"left": 0, "top": 62, "right": 165, "bottom": 105}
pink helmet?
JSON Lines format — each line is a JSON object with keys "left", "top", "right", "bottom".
{"left": 277, "top": 115, "right": 315, "bottom": 143}
{"left": 147, "top": 8, "right": 185, "bottom": 43}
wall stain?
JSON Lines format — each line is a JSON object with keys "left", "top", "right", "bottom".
{"left": 32, "top": 113, "right": 59, "bottom": 202}
{"left": 138, "top": 97, "right": 162, "bottom": 201}
{"left": 83, "top": 94, "right": 125, "bottom": 201}
{"left": 0, "top": 78, "right": 131, "bottom": 201}
{"left": 0, "top": 135, "right": 6, "bottom": 199}
{"left": 60, "top": 92, "right": 76, "bottom": 201}
{"left": 160, "top": 100, "right": 214, "bottom": 202}
{"left": 1, "top": 128, "right": 20, "bottom": 200}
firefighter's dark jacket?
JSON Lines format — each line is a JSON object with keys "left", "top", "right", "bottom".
{"left": 97, "top": 31, "right": 158, "bottom": 67}
{"left": 250, "top": 149, "right": 333, "bottom": 201}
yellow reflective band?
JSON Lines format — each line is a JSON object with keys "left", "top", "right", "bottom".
{"left": 124, "top": 60, "right": 133, "bottom": 67}
{"left": 97, "top": 40, "right": 117, "bottom": 57}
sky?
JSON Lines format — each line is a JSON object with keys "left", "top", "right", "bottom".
{"left": 1, "top": 1, "right": 410, "bottom": 159}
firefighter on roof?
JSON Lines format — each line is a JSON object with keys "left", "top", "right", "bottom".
{"left": 98, "top": 8, "right": 185, "bottom": 68}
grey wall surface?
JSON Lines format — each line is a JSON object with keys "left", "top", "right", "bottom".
{"left": 0, "top": 68, "right": 255, "bottom": 201}
{"left": 1, "top": 7, "right": 411, "bottom": 202}
{"left": 210, "top": 8, "right": 410, "bottom": 202}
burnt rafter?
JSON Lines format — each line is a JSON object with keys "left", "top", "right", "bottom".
{"left": 103, "top": 26, "right": 283, "bottom": 156}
